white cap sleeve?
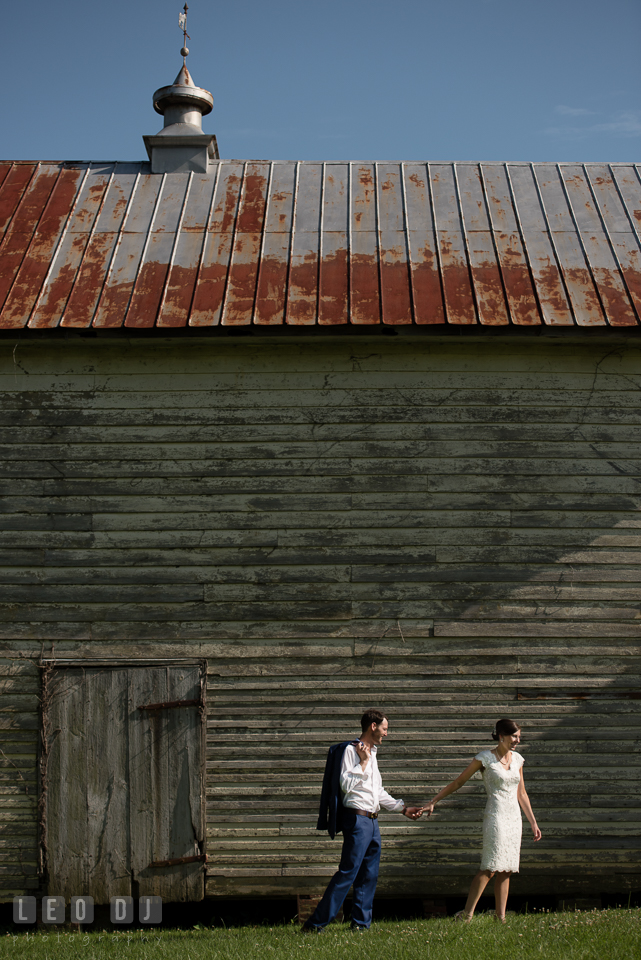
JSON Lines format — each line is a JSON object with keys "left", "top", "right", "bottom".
{"left": 473, "top": 750, "right": 488, "bottom": 777}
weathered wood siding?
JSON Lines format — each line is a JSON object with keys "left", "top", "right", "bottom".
{"left": 0, "top": 656, "right": 38, "bottom": 896}
{"left": 0, "top": 336, "right": 639, "bottom": 900}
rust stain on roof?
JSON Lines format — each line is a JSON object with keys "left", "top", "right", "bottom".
{"left": 0, "top": 160, "right": 638, "bottom": 329}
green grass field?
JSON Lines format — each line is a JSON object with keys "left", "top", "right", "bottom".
{"left": 2, "top": 909, "right": 640, "bottom": 960}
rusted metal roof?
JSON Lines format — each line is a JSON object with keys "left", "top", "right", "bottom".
{"left": 1, "top": 160, "right": 640, "bottom": 329}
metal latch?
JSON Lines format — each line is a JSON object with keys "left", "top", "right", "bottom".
{"left": 148, "top": 854, "right": 208, "bottom": 868}
{"left": 138, "top": 698, "right": 201, "bottom": 711}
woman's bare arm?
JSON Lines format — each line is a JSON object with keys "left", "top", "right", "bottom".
{"left": 517, "top": 768, "right": 542, "bottom": 841}
{"left": 421, "top": 759, "right": 483, "bottom": 815}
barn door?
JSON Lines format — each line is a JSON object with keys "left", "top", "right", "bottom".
{"left": 45, "top": 663, "right": 205, "bottom": 903}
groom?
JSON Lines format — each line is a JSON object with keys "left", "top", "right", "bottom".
{"left": 302, "top": 709, "right": 424, "bottom": 933}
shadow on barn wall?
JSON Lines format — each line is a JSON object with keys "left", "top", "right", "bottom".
{"left": 0, "top": 337, "right": 639, "bottom": 903}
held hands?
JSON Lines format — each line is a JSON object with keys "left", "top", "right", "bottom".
{"left": 403, "top": 806, "right": 423, "bottom": 820}
{"left": 419, "top": 803, "right": 435, "bottom": 818}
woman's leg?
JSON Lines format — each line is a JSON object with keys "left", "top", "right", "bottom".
{"left": 461, "top": 870, "right": 494, "bottom": 917}
{"left": 493, "top": 872, "right": 511, "bottom": 919}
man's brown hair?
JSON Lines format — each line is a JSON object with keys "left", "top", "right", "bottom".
{"left": 360, "top": 708, "right": 388, "bottom": 732}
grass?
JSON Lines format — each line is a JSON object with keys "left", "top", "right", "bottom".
{"left": 2, "top": 909, "right": 640, "bottom": 960}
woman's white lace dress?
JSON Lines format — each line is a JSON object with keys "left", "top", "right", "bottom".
{"left": 475, "top": 749, "right": 524, "bottom": 873}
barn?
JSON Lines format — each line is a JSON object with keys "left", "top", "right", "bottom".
{"left": 1, "top": 54, "right": 640, "bottom": 913}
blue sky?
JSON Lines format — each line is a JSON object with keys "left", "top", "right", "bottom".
{"left": 2, "top": 0, "right": 639, "bottom": 162}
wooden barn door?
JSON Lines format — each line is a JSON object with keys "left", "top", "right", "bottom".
{"left": 45, "top": 663, "right": 205, "bottom": 903}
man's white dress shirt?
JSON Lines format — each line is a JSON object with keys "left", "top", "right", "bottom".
{"left": 339, "top": 743, "right": 404, "bottom": 814}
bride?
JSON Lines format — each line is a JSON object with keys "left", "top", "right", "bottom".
{"left": 422, "top": 718, "right": 541, "bottom": 922}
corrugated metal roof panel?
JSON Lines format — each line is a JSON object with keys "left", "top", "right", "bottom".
{"left": 0, "top": 159, "right": 639, "bottom": 329}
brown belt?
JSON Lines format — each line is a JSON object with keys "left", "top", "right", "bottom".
{"left": 353, "top": 809, "right": 378, "bottom": 819}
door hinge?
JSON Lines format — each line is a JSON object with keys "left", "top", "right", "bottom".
{"left": 138, "top": 698, "right": 201, "bottom": 711}
{"left": 148, "top": 854, "right": 208, "bottom": 868}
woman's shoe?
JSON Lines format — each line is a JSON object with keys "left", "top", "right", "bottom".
{"left": 454, "top": 911, "right": 473, "bottom": 923}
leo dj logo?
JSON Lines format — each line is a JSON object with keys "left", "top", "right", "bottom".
{"left": 14, "top": 897, "right": 162, "bottom": 925}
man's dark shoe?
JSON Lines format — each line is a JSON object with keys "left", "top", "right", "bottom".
{"left": 301, "top": 922, "right": 323, "bottom": 934}
{"left": 350, "top": 923, "right": 369, "bottom": 932}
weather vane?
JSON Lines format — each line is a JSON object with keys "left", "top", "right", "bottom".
{"left": 178, "top": 4, "right": 190, "bottom": 63}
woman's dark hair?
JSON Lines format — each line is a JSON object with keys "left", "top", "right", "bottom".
{"left": 361, "top": 708, "right": 388, "bottom": 732}
{"left": 491, "top": 718, "right": 520, "bottom": 741}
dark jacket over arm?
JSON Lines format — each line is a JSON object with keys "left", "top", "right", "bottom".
{"left": 316, "top": 740, "right": 355, "bottom": 839}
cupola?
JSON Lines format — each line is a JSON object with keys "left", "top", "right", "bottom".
{"left": 143, "top": 5, "right": 219, "bottom": 173}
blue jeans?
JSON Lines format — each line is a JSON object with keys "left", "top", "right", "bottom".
{"left": 307, "top": 810, "right": 382, "bottom": 929}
